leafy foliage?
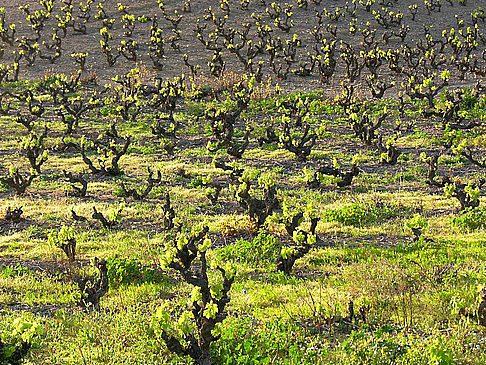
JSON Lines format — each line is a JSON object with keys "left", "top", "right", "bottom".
{"left": 217, "top": 231, "right": 281, "bottom": 266}
{"left": 106, "top": 255, "right": 161, "bottom": 288}
{"left": 452, "top": 207, "right": 486, "bottom": 231}
{"left": 0, "top": 318, "right": 43, "bottom": 365}
{"left": 323, "top": 198, "right": 404, "bottom": 227}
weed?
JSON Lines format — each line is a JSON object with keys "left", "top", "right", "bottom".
{"left": 452, "top": 207, "right": 486, "bottom": 231}
{"left": 217, "top": 231, "right": 281, "bottom": 267}
{"left": 323, "top": 198, "right": 404, "bottom": 227}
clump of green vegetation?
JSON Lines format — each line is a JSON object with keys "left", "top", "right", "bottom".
{"left": 340, "top": 325, "right": 409, "bottom": 364}
{"left": 1, "top": 317, "right": 43, "bottom": 365}
{"left": 340, "top": 325, "right": 460, "bottom": 364}
{"left": 217, "top": 230, "right": 282, "bottom": 266}
{"left": 106, "top": 255, "right": 162, "bottom": 288}
{"left": 452, "top": 207, "right": 486, "bottom": 231}
{"left": 323, "top": 198, "right": 404, "bottom": 227}
{"left": 213, "top": 317, "right": 327, "bottom": 364}
{"left": 0, "top": 264, "right": 30, "bottom": 278}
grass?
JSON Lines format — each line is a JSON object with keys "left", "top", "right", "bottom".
{"left": 1, "top": 81, "right": 486, "bottom": 364}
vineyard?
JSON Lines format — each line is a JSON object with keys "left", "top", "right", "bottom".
{"left": 1, "top": 0, "right": 486, "bottom": 363}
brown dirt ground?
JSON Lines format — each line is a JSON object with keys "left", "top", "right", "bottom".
{"left": 0, "top": 0, "right": 483, "bottom": 93}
